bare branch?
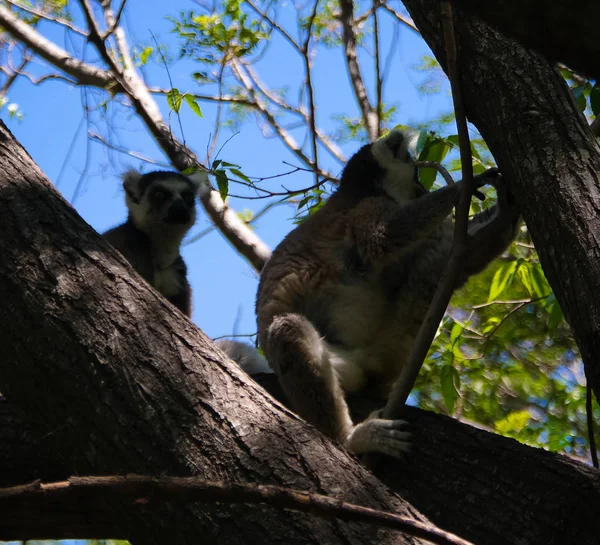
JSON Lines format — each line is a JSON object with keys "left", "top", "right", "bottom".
{"left": 381, "top": 4, "right": 419, "bottom": 32}
{"left": 414, "top": 160, "right": 455, "bottom": 185}
{"left": 0, "top": 476, "right": 474, "bottom": 545}
{"left": 102, "top": 0, "right": 127, "bottom": 39}
{"left": 338, "top": 0, "right": 378, "bottom": 141}
{"left": 302, "top": 0, "right": 320, "bottom": 185}
{"left": 373, "top": 0, "right": 382, "bottom": 138}
{"left": 89, "top": 131, "right": 170, "bottom": 166}
{"left": 0, "top": 5, "right": 119, "bottom": 89}
{"left": 4, "top": 0, "right": 88, "bottom": 36}
{"left": 231, "top": 59, "right": 335, "bottom": 180}
{"left": 240, "top": 63, "right": 346, "bottom": 163}
{"left": 246, "top": 0, "right": 303, "bottom": 55}
{"left": 0, "top": 53, "right": 30, "bottom": 95}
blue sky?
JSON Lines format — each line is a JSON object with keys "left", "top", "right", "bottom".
{"left": 5, "top": 0, "right": 452, "bottom": 341}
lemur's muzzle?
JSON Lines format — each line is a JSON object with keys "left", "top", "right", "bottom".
{"left": 165, "top": 198, "right": 192, "bottom": 224}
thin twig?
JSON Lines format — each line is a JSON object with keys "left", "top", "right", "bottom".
{"left": 414, "top": 160, "right": 455, "bottom": 186}
{"left": 373, "top": 0, "right": 382, "bottom": 138}
{"left": 303, "top": 0, "right": 320, "bottom": 186}
{"left": 380, "top": 0, "right": 474, "bottom": 421}
{"left": 587, "top": 381, "right": 599, "bottom": 468}
{"left": 89, "top": 132, "right": 169, "bottom": 166}
{"left": 151, "top": 32, "right": 186, "bottom": 147}
{"left": 102, "top": 0, "right": 127, "bottom": 38}
{"left": 338, "top": 0, "right": 378, "bottom": 142}
{"left": 380, "top": 4, "right": 418, "bottom": 32}
{"left": 0, "top": 476, "right": 474, "bottom": 545}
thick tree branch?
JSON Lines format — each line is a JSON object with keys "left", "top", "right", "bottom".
{"left": 451, "top": 0, "right": 600, "bottom": 78}
{"left": 338, "top": 0, "right": 378, "bottom": 142}
{"left": 1, "top": 391, "right": 599, "bottom": 545}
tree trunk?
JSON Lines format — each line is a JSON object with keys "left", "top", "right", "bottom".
{"left": 452, "top": 0, "right": 600, "bottom": 78}
{"left": 0, "top": 121, "right": 443, "bottom": 544}
{"left": 403, "top": 0, "right": 600, "bottom": 405}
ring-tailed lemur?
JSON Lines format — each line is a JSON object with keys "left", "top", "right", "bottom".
{"left": 102, "top": 170, "right": 202, "bottom": 317}
{"left": 256, "top": 129, "right": 521, "bottom": 458}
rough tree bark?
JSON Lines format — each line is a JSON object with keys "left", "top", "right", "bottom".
{"left": 451, "top": 0, "right": 600, "bottom": 78}
{"left": 402, "top": 0, "right": 600, "bottom": 406}
{"left": 0, "top": 121, "right": 444, "bottom": 544}
{"left": 2, "top": 394, "right": 600, "bottom": 543}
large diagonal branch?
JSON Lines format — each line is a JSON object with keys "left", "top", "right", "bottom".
{"left": 1, "top": 391, "right": 600, "bottom": 545}
{"left": 0, "top": 3, "right": 270, "bottom": 271}
{"left": 338, "top": 0, "right": 379, "bottom": 142}
{"left": 0, "top": 5, "right": 118, "bottom": 89}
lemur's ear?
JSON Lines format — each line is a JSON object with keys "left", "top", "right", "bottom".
{"left": 186, "top": 170, "right": 210, "bottom": 198}
{"left": 122, "top": 169, "right": 143, "bottom": 202}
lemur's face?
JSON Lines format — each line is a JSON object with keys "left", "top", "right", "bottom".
{"left": 370, "top": 129, "right": 427, "bottom": 203}
{"left": 123, "top": 171, "right": 199, "bottom": 233}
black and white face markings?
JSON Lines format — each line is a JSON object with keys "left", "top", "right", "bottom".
{"left": 123, "top": 170, "right": 200, "bottom": 234}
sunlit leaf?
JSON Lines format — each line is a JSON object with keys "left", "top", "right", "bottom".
{"left": 529, "top": 262, "right": 552, "bottom": 299}
{"left": 495, "top": 410, "right": 531, "bottom": 435}
{"left": 167, "top": 88, "right": 183, "bottom": 113}
{"left": 440, "top": 365, "right": 459, "bottom": 414}
{"left": 139, "top": 46, "right": 153, "bottom": 65}
{"left": 184, "top": 94, "right": 203, "bottom": 117}
{"left": 215, "top": 169, "right": 229, "bottom": 201}
{"left": 488, "top": 260, "right": 519, "bottom": 301}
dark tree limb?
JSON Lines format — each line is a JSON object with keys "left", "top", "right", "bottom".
{"left": 452, "top": 0, "right": 600, "bottom": 78}
{"left": 1, "top": 390, "right": 599, "bottom": 544}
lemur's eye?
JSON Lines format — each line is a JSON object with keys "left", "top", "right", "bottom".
{"left": 182, "top": 191, "right": 195, "bottom": 205}
{"left": 153, "top": 190, "right": 165, "bottom": 201}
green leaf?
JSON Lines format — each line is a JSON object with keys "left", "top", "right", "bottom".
{"left": 495, "top": 410, "right": 531, "bottom": 434}
{"left": 488, "top": 260, "right": 519, "bottom": 301}
{"left": 440, "top": 364, "right": 460, "bottom": 414}
{"left": 547, "top": 297, "right": 565, "bottom": 332}
{"left": 418, "top": 140, "right": 451, "bottom": 189}
{"left": 167, "top": 88, "right": 183, "bottom": 113}
{"left": 529, "top": 262, "right": 552, "bottom": 299}
{"left": 571, "top": 86, "right": 587, "bottom": 112}
{"left": 215, "top": 169, "right": 229, "bottom": 201}
{"left": 517, "top": 261, "right": 533, "bottom": 297}
{"left": 139, "top": 46, "right": 153, "bottom": 65}
{"left": 229, "top": 168, "right": 251, "bottom": 183}
{"left": 415, "top": 131, "right": 429, "bottom": 156}
{"left": 591, "top": 83, "right": 600, "bottom": 116}
{"left": 184, "top": 94, "right": 203, "bottom": 117}
{"left": 450, "top": 321, "right": 463, "bottom": 347}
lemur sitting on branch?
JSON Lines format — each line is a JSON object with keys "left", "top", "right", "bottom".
{"left": 255, "top": 129, "right": 521, "bottom": 458}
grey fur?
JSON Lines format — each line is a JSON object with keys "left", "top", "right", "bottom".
{"left": 102, "top": 170, "right": 201, "bottom": 317}
{"left": 215, "top": 339, "right": 271, "bottom": 375}
{"left": 256, "top": 129, "right": 520, "bottom": 458}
